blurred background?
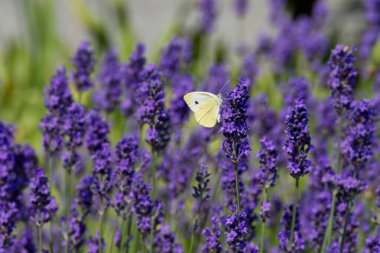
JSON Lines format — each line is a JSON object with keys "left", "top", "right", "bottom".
{"left": 0, "top": 0, "right": 370, "bottom": 149}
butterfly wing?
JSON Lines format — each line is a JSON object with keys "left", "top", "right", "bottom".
{"left": 183, "top": 92, "right": 218, "bottom": 113}
{"left": 194, "top": 97, "right": 219, "bottom": 128}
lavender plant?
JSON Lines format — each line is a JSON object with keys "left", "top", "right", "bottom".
{"left": 1, "top": 2, "right": 380, "bottom": 253}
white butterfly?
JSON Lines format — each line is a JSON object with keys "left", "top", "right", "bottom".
{"left": 183, "top": 92, "right": 223, "bottom": 128}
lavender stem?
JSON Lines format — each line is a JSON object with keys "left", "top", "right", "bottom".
{"left": 289, "top": 178, "right": 299, "bottom": 247}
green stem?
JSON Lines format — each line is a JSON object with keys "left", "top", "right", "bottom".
{"left": 99, "top": 208, "right": 106, "bottom": 253}
{"left": 232, "top": 142, "right": 240, "bottom": 211}
{"left": 260, "top": 188, "right": 268, "bottom": 253}
{"left": 48, "top": 156, "right": 54, "bottom": 253}
{"left": 320, "top": 117, "right": 342, "bottom": 253}
{"left": 38, "top": 225, "right": 43, "bottom": 253}
{"left": 141, "top": 236, "right": 147, "bottom": 253}
{"left": 321, "top": 190, "right": 337, "bottom": 252}
{"left": 125, "top": 213, "right": 133, "bottom": 253}
{"left": 289, "top": 178, "right": 300, "bottom": 247}
{"left": 339, "top": 201, "right": 352, "bottom": 253}
{"left": 110, "top": 217, "right": 119, "bottom": 253}
{"left": 189, "top": 201, "right": 203, "bottom": 253}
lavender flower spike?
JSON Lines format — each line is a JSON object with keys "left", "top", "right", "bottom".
{"left": 71, "top": 41, "right": 96, "bottom": 91}
{"left": 283, "top": 99, "right": 312, "bottom": 179}
{"left": 327, "top": 44, "right": 358, "bottom": 115}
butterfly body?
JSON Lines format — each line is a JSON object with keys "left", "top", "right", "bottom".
{"left": 183, "top": 92, "right": 222, "bottom": 128}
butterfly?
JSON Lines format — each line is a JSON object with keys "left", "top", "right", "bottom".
{"left": 183, "top": 92, "right": 223, "bottom": 128}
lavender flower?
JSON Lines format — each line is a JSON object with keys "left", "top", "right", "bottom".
{"left": 92, "top": 143, "right": 113, "bottom": 204}
{"left": 87, "top": 232, "right": 105, "bottom": 253}
{"left": 169, "top": 74, "right": 193, "bottom": 143}
{"left": 29, "top": 168, "right": 58, "bottom": 226}
{"left": 283, "top": 99, "right": 312, "bottom": 179}
{"left": 113, "top": 135, "right": 139, "bottom": 218}
{"left": 201, "top": 216, "right": 223, "bottom": 253}
{"left": 153, "top": 225, "right": 183, "bottom": 253}
{"left": 221, "top": 206, "right": 249, "bottom": 253}
{"left": 39, "top": 114, "right": 64, "bottom": 156}
{"left": 342, "top": 99, "right": 376, "bottom": 172}
{"left": 71, "top": 41, "right": 96, "bottom": 91}
{"left": 139, "top": 64, "right": 171, "bottom": 153}
{"left": 327, "top": 45, "right": 358, "bottom": 114}
{"left": 85, "top": 110, "right": 110, "bottom": 155}
{"left": 199, "top": 0, "right": 217, "bottom": 33}
{"left": 201, "top": 63, "right": 229, "bottom": 94}
{"left": 278, "top": 205, "right": 305, "bottom": 253}
{"left": 94, "top": 49, "right": 121, "bottom": 113}
{"left": 62, "top": 103, "right": 87, "bottom": 150}
{"left": 44, "top": 67, "right": 73, "bottom": 116}
{"left": 192, "top": 164, "right": 211, "bottom": 202}
{"left": 12, "top": 229, "right": 36, "bottom": 253}
{"left": 159, "top": 37, "right": 186, "bottom": 81}
{"left": 68, "top": 217, "right": 86, "bottom": 251}
{"left": 257, "top": 137, "right": 278, "bottom": 189}
{"left": 76, "top": 175, "right": 94, "bottom": 216}
{"left": 233, "top": 0, "right": 248, "bottom": 17}
{"left": 0, "top": 201, "right": 17, "bottom": 250}
{"left": 120, "top": 43, "right": 146, "bottom": 117}
{"left": 131, "top": 175, "right": 154, "bottom": 236}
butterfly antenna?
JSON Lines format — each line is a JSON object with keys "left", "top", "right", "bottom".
{"left": 218, "top": 80, "right": 231, "bottom": 95}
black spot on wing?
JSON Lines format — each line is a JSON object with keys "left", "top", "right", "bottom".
{"left": 195, "top": 101, "right": 198, "bottom": 104}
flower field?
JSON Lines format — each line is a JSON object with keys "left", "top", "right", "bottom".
{"left": 0, "top": 0, "right": 379, "bottom": 253}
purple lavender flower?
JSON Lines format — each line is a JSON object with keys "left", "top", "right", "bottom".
{"left": 201, "top": 216, "right": 223, "bottom": 253}
{"left": 199, "top": 0, "right": 217, "bottom": 33}
{"left": 87, "top": 232, "right": 105, "bottom": 253}
{"left": 68, "top": 217, "right": 86, "bottom": 251}
{"left": 327, "top": 44, "right": 358, "bottom": 114}
{"left": 192, "top": 164, "right": 211, "bottom": 202}
{"left": 159, "top": 37, "right": 187, "bottom": 81}
{"left": 221, "top": 206, "right": 249, "bottom": 253}
{"left": 363, "top": 234, "right": 380, "bottom": 253}
{"left": 76, "top": 175, "right": 94, "bottom": 216}
{"left": 234, "top": 0, "right": 248, "bottom": 17}
{"left": 12, "top": 229, "right": 36, "bottom": 253}
{"left": 283, "top": 77, "right": 310, "bottom": 109}
{"left": 159, "top": 147, "right": 194, "bottom": 200}
{"left": 0, "top": 122, "right": 15, "bottom": 200}
{"left": 153, "top": 225, "right": 183, "bottom": 253}
{"left": 139, "top": 64, "right": 171, "bottom": 153}
{"left": 257, "top": 137, "right": 278, "bottom": 189}
{"left": 278, "top": 205, "right": 305, "bottom": 253}
{"left": 342, "top": 99, "right": 376, "bottom": 171}
{"left": 131, "top": 175, "right": 154, "bottom": 236}
{"left": 169, "top": 74, "right": 193, "bottom": 143}
{"left": 0, "top": 201, "right": 17, "bottom": 250}
{"left": 92, "top": 143, "right": 113, "bottom": 204}
{"left": 304, "top": 160, "right": 335, "bottom": 251}
{"left": 240, "top": 53, "right": 258, "bottom": 86}
{"left": 201, "top": 63, "right": 229, "bottom": 94}
{"left": 94, "top": 49, "right": 122, "bottom": 113}
{"left": 62, "top": 102, "right": 87, "bottom": 150}
{"left": 221, "top": 78, "right": 249, "bottom": 142}
{"left": 39, "top": 114, "right": 64, "bottom": 156}
{"left": 120, "top": 43, "right": 146, "bottom": 117}
{"left": 71, "top": 41, "right": 96, "bottom": 91}
{"left": 113, "top": 135, "right": 139, "bottom": 217}
{"left": 29, "top": 168, "right": 58, "bottom": 226}
{"left": 283, "top": 99, "right": 312, "bottom": 179}
{"left": 85, "top": 110, "right": 110, "bottom": 155}
{"left": 44, "top": 67, "right": 73, "bottom": 116}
